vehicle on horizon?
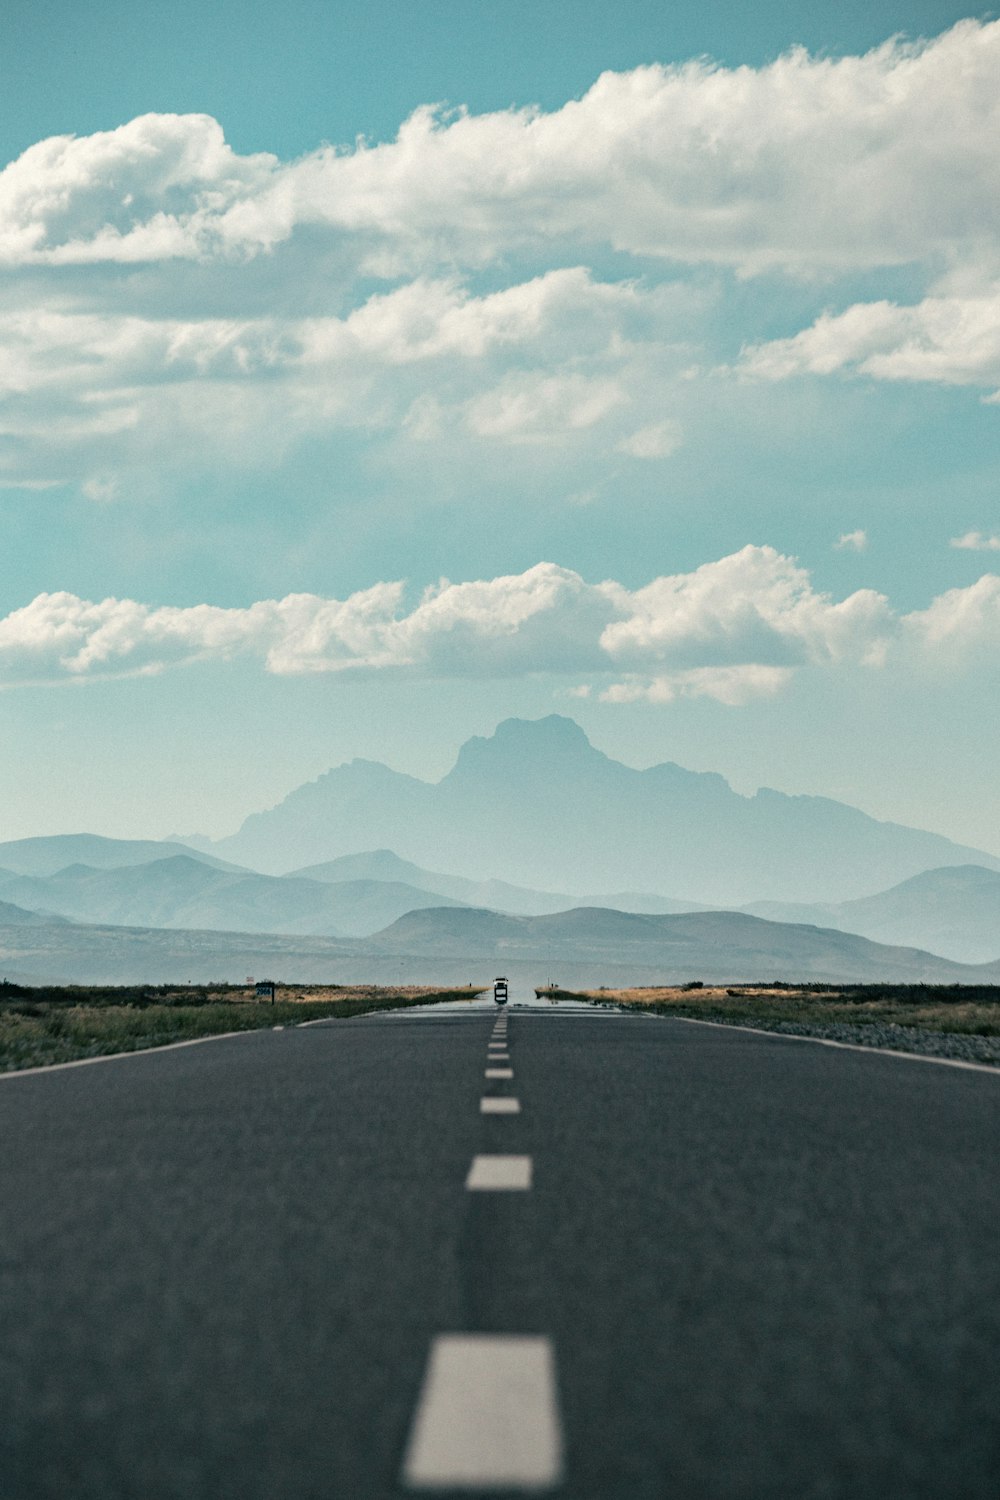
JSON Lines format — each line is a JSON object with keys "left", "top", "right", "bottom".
{"left": 493, "top": 976, "right": 508, "bottom": 1005}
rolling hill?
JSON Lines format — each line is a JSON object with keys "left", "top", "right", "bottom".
{"left": 2, "top": 902, "right": 997, "bottom": 987}
{"left": 0, "top": 899, "right": 69, "bottom": 927}
{"left": 0, "top": 834, "right": 239, "bottom": 877}
{"left": 361, "top": 905, "right": 1000, "bottom": 983}
{"left": 743, "top": 864, "right": 1000, "bottom": 965}
{"left": 0, "top": 855, "right": 468, "bottom": 939}
{"left": 290, "top": 848, "right": 699, "bottom": 916}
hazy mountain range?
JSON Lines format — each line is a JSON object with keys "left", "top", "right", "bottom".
{"left": 288, "top": 848, "right": 697, "bottom": 918}
{"left": 356, "top": 906, "right": 1000, "bottom": 985}
{"left": 0, "top": 841, "right": 691, "bottom": 941}
{"left": 187, "top": 716, "right": 1000, "bottom": 904}
{"left": 1, "top": 902, "right": 997, "bottom": 988}
{"left": 4, "top": 715, "right": 1000, "bottom": 984}
{"left": 744, "top": 864, "right": 1000, "bottom": 965}
{"left": 0, "top": 854, "right": 467, "bottom": 939}
{"left": 0, "top": 834, "right": 240, "bottom": 878}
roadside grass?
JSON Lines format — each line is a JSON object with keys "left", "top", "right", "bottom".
{"left": 0, "top": 982, "right": 481, "bottom": 1073}
{"left": 535, "top": 983, "right": 1000, "bottom": 1037}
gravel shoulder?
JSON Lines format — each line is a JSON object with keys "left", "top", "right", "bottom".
{"left": 546, "top": 984, "right": 1000, "bottom": 1068}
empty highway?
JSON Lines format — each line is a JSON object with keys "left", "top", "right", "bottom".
{"left": 0, "top": 992, "right": 997, "bottom": 1498}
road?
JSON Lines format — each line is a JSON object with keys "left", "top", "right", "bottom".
{"left": 1, "top": 994, "right": 998, "bottom": 1498}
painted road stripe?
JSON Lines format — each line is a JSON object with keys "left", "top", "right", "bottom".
{"left": 481, "top": 1097, "right": 520, "bottom": 1114}
{"left": 485, "top": 1067, "right": 514, "bottom": 1079}
{"left": 465, "top": 1155, "right": 533, "bottom": 1191}
{"left": 402, "top": 1334, "right": 562, "bottom": 1490}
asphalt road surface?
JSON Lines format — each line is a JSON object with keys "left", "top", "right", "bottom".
{"left": 1, "top": 994, "right": 998, "bottom": 1499}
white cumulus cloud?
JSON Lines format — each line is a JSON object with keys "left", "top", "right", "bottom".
{"left": 4, "top": 21, "right": 1000, "bottom": 486}
{"left": 599, "top": 546, "right": 892, "bottom": 670}
{"left": 743, "top": 289, "right": 1000, "bottom": 392}
{"left": 4, "top": 23, "right": 1000, "bottom": 277}
{"left": 951, "top": 530, "right": 1000, "bottom": 551}
{"left": 904, "top": 574, "right": 1000, "bottom": 650}
{"left": 3, "top": 547, "right": 991, "bottom": 698}
{"left": 600, "top": 665, "right": 792, "bottom": 707}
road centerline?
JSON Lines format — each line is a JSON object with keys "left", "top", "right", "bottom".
{"left": 481, "top": 1097, "right": 520, "bottom": 1114}
{"left": 465, "top": 1155, "right": 533, "bottom": 1191}
{"left": 402, "top": 1334, "right": 563, "bottom": 1490}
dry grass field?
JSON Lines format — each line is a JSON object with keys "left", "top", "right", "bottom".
{"left": 537, "top": 982, "right": 1000, "bottom": 1045}
{"left": 0, "top": 982, "right": 481, "bottom": 1073}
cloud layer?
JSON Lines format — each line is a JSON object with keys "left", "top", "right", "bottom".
{"left": 2, "top": 549, "right": 995, "bottom": 698}
{"left": 743, "top": 288, "right": 1000, "bottom": 394}
{"left": 4, "top": 20, "right": 1000, "bottom": 488}
{"left": 4, "top": 22, "right": 1000, "bottom": 277}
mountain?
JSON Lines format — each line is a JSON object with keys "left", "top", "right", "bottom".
{"left": 1, "top": 904, "right": 997, "bottom": 987}
{"left": 743, "top": 864, "right": 1000, "bottom": 965}
{"left": 360, "top": 905, "right": 999, "bottom": 983}
{"left": 199, "top": 716, "right": 1000, "bottom": 903}
{"left": 0, "top": 834, "right": 240, "bottom": 878}
{"left": 0, "top": 899, "right": 69, "bottom": 926}
{"left": 290, "top": 848, "right": 699, "bottom": 917}
{"left": 0, "top": 855, "right": 468, "bottom": 939}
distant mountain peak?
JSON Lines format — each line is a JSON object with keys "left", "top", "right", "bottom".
{"left": 448, "top": 714, "right": 607, "bottom": 781}
{"left": 192, "top": 714, "right": 1000, "bottom": 902}
{"left": 493, "top": 714, "right": 591, "bottom": 747}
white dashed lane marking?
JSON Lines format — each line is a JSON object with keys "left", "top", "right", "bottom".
{"left": 481, "top": 1097, "right": 520, "bottom": 1114}
{"left": 402, "top": 1335, "right": 562, "bottom": 1490}
{"left": 485, "top": 1068, "right": 514, "bottom": 1079}
{"left": 465, "top": 1155, "right": 533, "bottom": 1191}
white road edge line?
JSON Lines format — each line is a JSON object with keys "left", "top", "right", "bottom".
{"left": 0, "top": 1026, "right": 257, "bottom": 1080}
{"left": 481, "top": 1097, "right": 521, "bottom": 1114}
{"left": 465, "top": 1155, "right": 533, "bottom": 1191}
{"left": 643, "top": 1011, "right": 1000, "bottom": 1076}
{"left": 402, "top": 1334, "right": 562, "bottom": 1490}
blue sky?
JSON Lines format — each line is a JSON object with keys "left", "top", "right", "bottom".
{"left": 2, "top": 1, "right": 1000, "bottom": 859}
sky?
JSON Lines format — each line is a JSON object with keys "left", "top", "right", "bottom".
{"left": 2, "top": 0, "right": 1000, "bottom": 856}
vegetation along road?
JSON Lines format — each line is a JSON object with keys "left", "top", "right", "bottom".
{"left": 1, "top": 990, "right": 998, "bottom": 1498}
